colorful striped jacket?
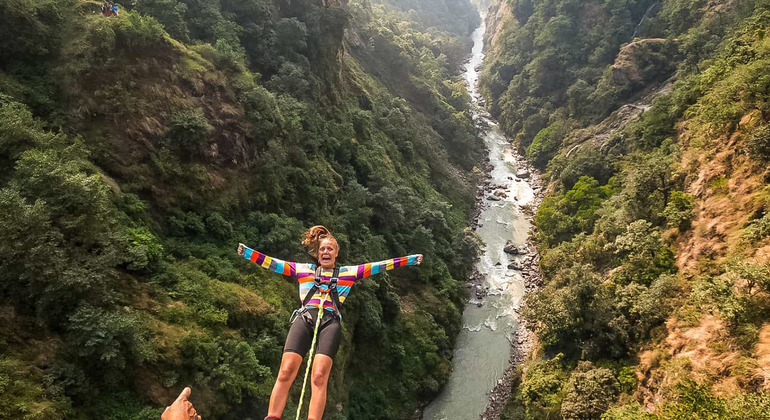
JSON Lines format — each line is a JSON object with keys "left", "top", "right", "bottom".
{"left": 241, "top": 246, "right": 422, "bottom": 312}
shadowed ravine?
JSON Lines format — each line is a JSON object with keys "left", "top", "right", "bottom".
{"left": 422, "top": 10, "right": 539, "bottom": 420}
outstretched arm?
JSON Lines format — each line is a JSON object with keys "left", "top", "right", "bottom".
{"left": 237, "top": 243, "right": 296, "bottom": 276}
{"left": 350, "top": 254, "right": 423, "bottom": 281}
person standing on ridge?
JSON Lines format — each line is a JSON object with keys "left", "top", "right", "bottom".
{"left": 237, "top": 225, "right": 423, "bottom": 420}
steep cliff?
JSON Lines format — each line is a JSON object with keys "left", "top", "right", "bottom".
{"left": 480, "top": 0, "right": 770, "bottom": 418}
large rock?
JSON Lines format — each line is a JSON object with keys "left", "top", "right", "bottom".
{"left": 503, "top": 240, "right": 520, "bottom": 254}
{"left": 611, "top": 38, "right": 676, "bottom": 89}
{"left": 516, "top": 169, "right": 530, "bottom": 179}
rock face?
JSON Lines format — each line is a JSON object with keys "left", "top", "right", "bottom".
{"left": 503, "top": 240, "right": 520, "bottom": 254}
{"left": 611, "top": 38, "right": 676, "bottom": 89}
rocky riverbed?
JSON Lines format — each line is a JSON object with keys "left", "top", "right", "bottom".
{"left": 421, "top": 8, "right": 546, "bottom": 420}
{"left": 475, "top": 151, "right": 546, "bottom": 420}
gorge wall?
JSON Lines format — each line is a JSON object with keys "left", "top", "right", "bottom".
{"left": 479, "top": 0, "right": 770, "bottom": 418}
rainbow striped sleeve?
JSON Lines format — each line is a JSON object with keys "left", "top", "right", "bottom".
{"left": 352, "top": 254, "right": 422, "bottom": 281}
{"left": 242, "top": 246, "right": 295, "bottom": 276}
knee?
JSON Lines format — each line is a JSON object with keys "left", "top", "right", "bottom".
{"left": 311, "top": 370, "right": 329, "bottom": 388}
{"left": 277, "top": 364, "right": 297, "bottom": 383}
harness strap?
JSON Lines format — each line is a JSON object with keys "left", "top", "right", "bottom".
{"left": 299, "top": 266, "right": 342, "bottom": 320}
{"left": 300, "top": 266, "right": 323, "bottom": 307}
{"left": 328, "top": 274, "right": 343, "bottom": 319}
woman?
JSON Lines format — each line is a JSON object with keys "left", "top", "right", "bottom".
{"left": 237, "top": 225, "right": 422, "bottom": 420}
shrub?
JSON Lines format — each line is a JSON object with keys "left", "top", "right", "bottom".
{"left": 549, "top": 145, "right": 617, "bottom": 190}
{"left": 561, "top": 364, "right": 620, "bottom": 420}
{"left": 275, "top": 17, "right": 308, "bottom": 58}
{"left": 519, "top": 354, "right": 568, "bottom": 417}
{"left": 125, "top": 226, "right": 164, "bottom": 272}
{"left": 526, "top": 121, "right": 569, "bottom": 169}
{"left": 743, "top": 213, "right": 770, "bottom": 242}
{"left": 748, "top": 124, "right": 770, "bottom": 163}
{"left": 0, "top": 357, "right": 73, "bottom": 420}
{"left": 631, "top": 95, "right": 677, "bottom": 150}
{"left": 67, "top": 304, "right": 156, "bottom": 371}
{"left": 0, "top": 94, "right": 51, "bottom": 159}
{"left": 205, "top": 212, "right": 233, "bottom": 239}
{"left": 660, "top": 380, "right": 727, "bottom": 419}
{"left": 266, "top": 62, "right": 311, "bottom": 98}
{"left": 168, "top": 212, "right": 206, "bottom": 237}
{"left": 180, "top": 335, "right": 271, "bottom": 407}
{"left": 0, "top": 0, "right": 73, "bottom": 62}
{"left": 214, "top": 39, "right": 246, "bottom": 72}
{"left": 662, "top": 191, "right": 695, "bottom": 231}
{"left": 114, "top": 12, "right": 165, "bottom": 50}
{"left": 167, "top": 108, "right": 213, "bottom": 154}
{"left": 709, "top": 176, "right": 729, "bottom": 195}
{"left": 523, "top": 265, "right": 629, "bottom": 358}
{"left": 133, "top": 0, "right": 190, "bottom": 42}
{"left": 535, "top": 176, "right": 618, "bottom": 247}
{"left": 241, "top": 86, "right": 282, "bottom": 139}
{"left": 611, "top": 220, "right": 676, "bottom": 285}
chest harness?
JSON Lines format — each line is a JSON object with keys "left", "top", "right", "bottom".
{"left": 290, "top": 266, "right": 343, "bottom": 324}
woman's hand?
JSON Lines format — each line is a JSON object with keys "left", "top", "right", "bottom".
{"left": 237, "top": 243, "right": 245, "bottom": 257}
{"left": 416, "top": 254, "right": 423, "bottom": 265}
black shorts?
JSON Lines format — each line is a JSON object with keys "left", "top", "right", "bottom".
{"left": 284, "top": 308, "right": 342, "bottom": 360}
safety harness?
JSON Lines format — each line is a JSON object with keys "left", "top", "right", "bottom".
{"left": 291, "top": 266, "right": 342, "bottom": 323}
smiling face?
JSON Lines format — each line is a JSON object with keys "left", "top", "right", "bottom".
{"left": 317, "top": 238, "right": 339, "bottom": 269}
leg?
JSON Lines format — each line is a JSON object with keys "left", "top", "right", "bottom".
{"left": 307, "top": 316, "right": 342, "bottom": 420}
{"left": 267, "top": 352, "right": 303, "bottom": 418}
{"left": 308, "top": 354, "right": 333, "bottom": 420}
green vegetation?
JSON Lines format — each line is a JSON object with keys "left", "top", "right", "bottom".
{"left": 0, "top": 0, "right": 482, "bottom": 418}
{"left": 485, "top": 0, "right": 770, "bottom": 419}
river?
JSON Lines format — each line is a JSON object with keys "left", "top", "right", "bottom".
{"left": 421, "top": 9, "right": 538, "bottom": 420}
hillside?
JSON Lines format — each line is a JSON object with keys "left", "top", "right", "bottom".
{"left": 480, "top": 0, "right": 770, "bottom": 418}
{"left": 0, "top": 0, "right": 483, "bottom": 418}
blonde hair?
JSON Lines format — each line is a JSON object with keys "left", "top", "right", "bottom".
{"left": 302, "top": 225, "right": 338, "bottom": 258}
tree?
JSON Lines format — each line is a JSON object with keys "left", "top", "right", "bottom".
{"left": 561, "top": 363, "right": 620, "bottom": 420}
{"left": 523, "top": 265, "right": 629, "bottom": 358}
{"left": 275, "top": 18, "right": 308, "bottom": 58}
{"left": 662, "top": 191, "right": 694, "bottom": 231}
{"left": 526, "top": 121, "right": 569, "bottom": 169}
{"left": 611, "top": 220, "right": 676, "bottom": 285}
{"left": 134, "top": 0, "right": 190, "bottom": 41}
{"left": 67, "top": 304, "right": 155, "bottom": 371}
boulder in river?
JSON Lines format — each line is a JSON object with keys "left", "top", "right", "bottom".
{"left": 516, "top": 169, "right": 530, "bottom": 179}
{"left": 503, "top": 240, "right": 520, "bottom": 254}
{"left": 507, "top": 261, "right": 522, "bottom": 270}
